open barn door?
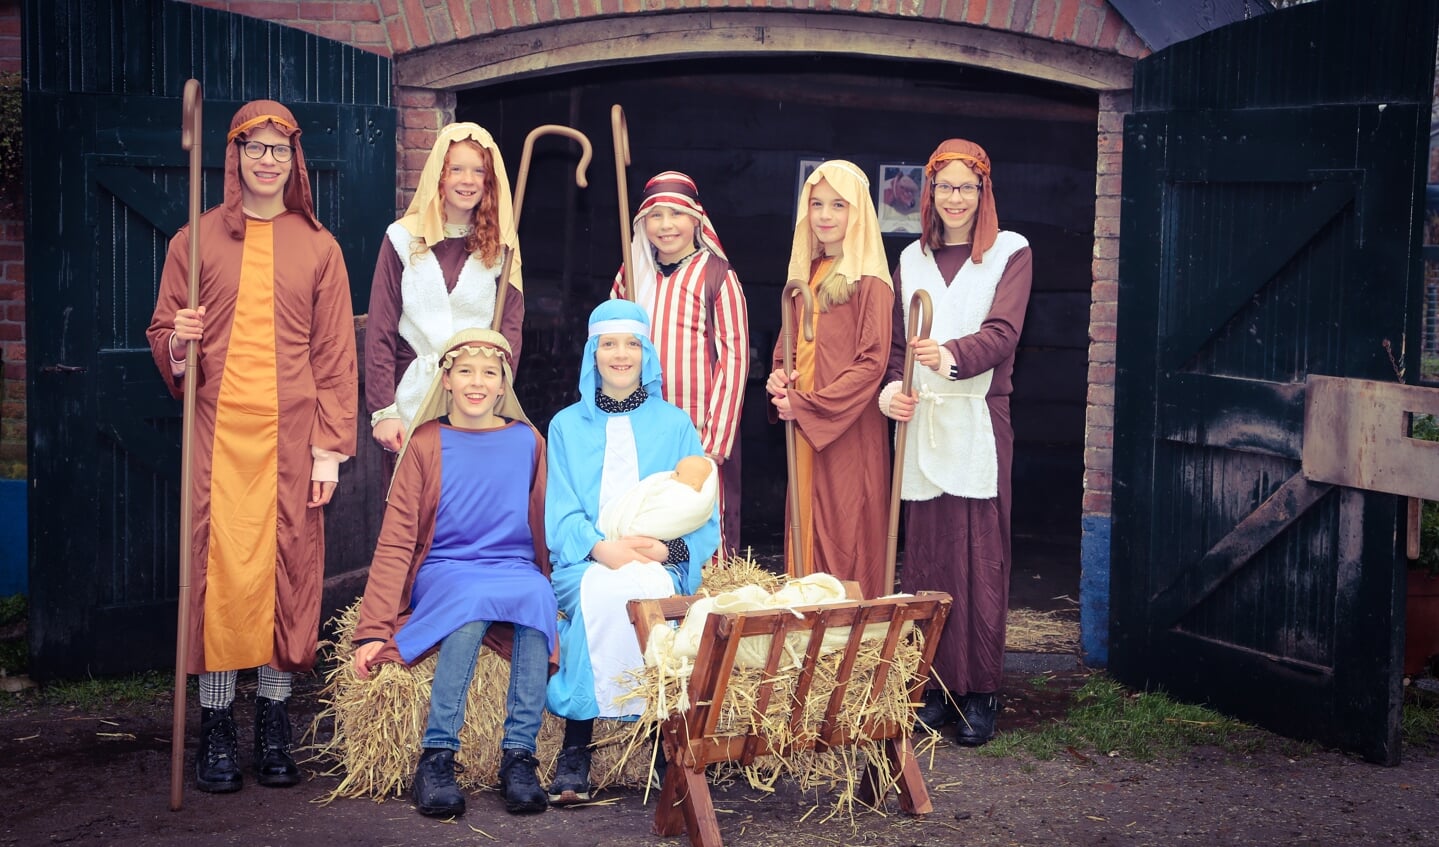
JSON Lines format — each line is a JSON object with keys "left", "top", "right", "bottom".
{"left": 1111, "top": 0, "right": 1439, "bottom": 764}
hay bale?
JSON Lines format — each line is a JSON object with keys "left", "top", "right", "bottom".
{"left": 302, "top": 602, "right": 651, "bottom": 804}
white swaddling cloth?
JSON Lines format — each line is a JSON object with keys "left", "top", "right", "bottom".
{"left": 598, "top": 456, "right": 719, "bottom": 541}
{"left": 641, "top": 574, "right": 912, "bottom": 714}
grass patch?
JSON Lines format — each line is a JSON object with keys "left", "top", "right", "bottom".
{"left": 980, "top": 674, "right": 1257, "bottom": 762}
{"left": 0, "top": 671, "right": 173, "bottom": 714}
{"left": 1402, "top": 689, "right": 1439, "bottom": 745}
{"left": 0, "top": 593, "right": 25, "bottom": 676}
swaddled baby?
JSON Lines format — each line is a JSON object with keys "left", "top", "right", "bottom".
{"left": 599, "top": 455, "right": 718, "bottom": 542}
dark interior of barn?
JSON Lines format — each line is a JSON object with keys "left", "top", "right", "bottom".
{"left": 458, "top": 54, "right": 1097, "bottom": 612}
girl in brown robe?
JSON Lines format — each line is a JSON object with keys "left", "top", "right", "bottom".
{"left": 880, "top": 139, "right": 1033, "bottom": 746}
{"left": 148, "top": 100, "right": 358, "bottom": 793}
{"left": 766, "top": 160, "right": 894, "bottom": 602}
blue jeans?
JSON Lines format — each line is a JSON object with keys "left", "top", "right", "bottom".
{"left": 422, "top": 620, "right": 548, "bottom": 754}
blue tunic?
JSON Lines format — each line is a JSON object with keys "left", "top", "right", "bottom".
{"left": 545, "top": 395, "right": 719, "bottom": 720}
{"left": 394, "top": 424, "right": 558, "bottom": 663}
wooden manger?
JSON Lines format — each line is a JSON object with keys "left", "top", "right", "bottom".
{"left": 627, "top": 583, "right": 953, "bottom": 847}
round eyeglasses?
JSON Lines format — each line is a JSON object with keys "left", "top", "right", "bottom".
{"left": 237, "top": 140, "right": 294, "bottom": 163}
{"left": 933, "top": 182, "right": 982, "bottom": 200}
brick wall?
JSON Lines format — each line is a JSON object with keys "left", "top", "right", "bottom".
{"left": 1, "top": 0, "right": 22, "bottom": 474}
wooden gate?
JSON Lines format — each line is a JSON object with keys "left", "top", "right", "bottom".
{"left": 1111, "top": 0, "right": 1439, "bottom": 764}
{"left": 23, "top": 0, "right": 395, "bottom": 679}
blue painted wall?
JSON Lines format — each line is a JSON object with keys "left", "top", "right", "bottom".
{"left": 1080, "top": 514, "right": 1111, "bottom": 666}
{"left": 0, "top": 480, "right": 25, "bottom": 596}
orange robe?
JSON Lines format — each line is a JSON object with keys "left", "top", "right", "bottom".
{"left": 148, "top": 208, "right": 357, "bottom": 674}
{"left": 772, "top": 266, "right": 894, "bottom": 601}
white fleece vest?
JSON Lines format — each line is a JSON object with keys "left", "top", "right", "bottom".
{"left": 386, "top": 221, "right": 499, "bottom": 425}
{"left": 898, "top": 231, "right": 1026, "bottom": 500}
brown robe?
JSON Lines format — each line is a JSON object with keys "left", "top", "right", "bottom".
{"left": 886, "top": 242, "right": 1032, "bottom": 695}
{"left": 147, "top": 208, "right": 358, "bottom": 674}
{"left": 771, "top": 271, "right": 894, "bottom": 601}
{"left": 352, "top": 419, "right": 550, "bottom": 668}
{"left": 364, "top": 236, "right": 525, "bottom": 420}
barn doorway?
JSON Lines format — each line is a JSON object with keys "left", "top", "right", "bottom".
{"left": 457, "top": 55, "right": 1096, "bottom": 613}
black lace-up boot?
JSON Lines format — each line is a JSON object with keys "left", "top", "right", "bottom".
{"left": 195, "top": 705, "right": 243, "bottom": 793}
{"left": 253, "top": 696, "right": 301, "bottom": 787}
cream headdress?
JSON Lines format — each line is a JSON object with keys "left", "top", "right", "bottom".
{"left": 786, "top": 160, "right": 893, "bottom": 310}
{"left": 396, "top": 122, "right": 522, "bottom": 291}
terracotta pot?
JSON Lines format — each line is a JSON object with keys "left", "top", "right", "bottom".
{"left": 1405, "top": 570, "right": 1439, "bottom": 676}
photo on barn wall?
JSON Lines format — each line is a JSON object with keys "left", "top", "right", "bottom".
{"left": 877, "top": 163, "right": 924, "bottom": 235}
{"left": 795, "top": 157, "right": 823, "bottom": 215}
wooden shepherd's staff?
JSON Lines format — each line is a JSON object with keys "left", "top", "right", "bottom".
{"left": 492, "top": 125, "right": 594, "bottom": 329}
{"left": 610, "top": 104, "right": 634, "bottom": 301}
{"left": 780, "top": 278, "right": 817, "bottom": 579}
{"left": 170, "top": 78, "right": 203, "bottom": 812}
{"left": 885, "top": 289, "right": 934, "bottom": 594}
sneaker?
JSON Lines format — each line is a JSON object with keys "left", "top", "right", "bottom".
{"left": 954, "top": 693, "right": 999, "bottom": 747}
{"left": 547, "top": 745, "right": 592, "bottom": 806}
{"left": 912, "top": 689, "right": 959, "bottom": 733}
{"left": 412, "top": 748, "right": 466, "bottom": 818}
{"left": 195, "top": 705, "right": 243, "bottom": 793}
{"left": 253, "top": 696, "right": 301, "bottom": 787}
{"left": 498, "top": 749, "right": 548, "bottom": 814}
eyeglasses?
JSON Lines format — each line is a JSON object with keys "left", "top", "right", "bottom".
{"left": 933, "top": 182, "right": 982, "bottom": 200}
{"left": 237, "top": 140, "right": 294, "bottom": 163}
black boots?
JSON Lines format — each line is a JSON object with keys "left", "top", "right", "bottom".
{"left": 413, "top": 748, "right": 467, "bottom": 818}
{"left": 955, "top": 693, "right": 999, "bottom": 746}
{"left": 913, "top": 689, "right": 960, "bottom": 732}
{"left": 498, "top": 749, "right": 548, "bottom": 814}
{"left": 195, "top": 706, "right": 243, "bottom": 793}
{"left": 254, "top": 696, "right": 301, "bottom": 787}
{"left": 547, "top": 745, "right": 593, "bottom": 805}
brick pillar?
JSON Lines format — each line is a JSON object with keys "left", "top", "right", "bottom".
{"left": 394, "top": 87, "right": 455, "bottom": 215}
{"left": 1079, "top": 88, "right": 1129, "bottom": 667}
{"left": 1, "top": 0, "right": 22, "bottom": 476}
{"left": 0, "top": 214, "right": 22, "bottom": 474}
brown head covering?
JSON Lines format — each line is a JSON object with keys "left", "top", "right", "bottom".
{"left": 920, "top": 139, "right": 998, "bottom": 263}
{"left": 222, "top": 100, "right": 321, "bottom": 238}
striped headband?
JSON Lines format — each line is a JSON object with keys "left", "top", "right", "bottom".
{"left": 589, "top": 318, "right": 649, "bottom": 338}
{"left": 227, "top": 113, "right": 298, "bottom": 142}
{"left": 927, "top": 151, "right": 990, "bottom": 178}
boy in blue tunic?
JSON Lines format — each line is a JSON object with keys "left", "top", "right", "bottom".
{"left": 351, "top": 328, "right": 555, "bottom": 818}
{"left": 544, "top": 299, "right": 720, "bottom": 805}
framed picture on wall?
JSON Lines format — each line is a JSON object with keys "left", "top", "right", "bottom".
{"left": 796, "top": 157, "right": 824, "bottom": 213}
{"left": 877, "top": 162, "right": 924, "bottom": 235}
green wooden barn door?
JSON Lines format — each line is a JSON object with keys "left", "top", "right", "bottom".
{"left": 1111, "top": 0, "right": 1439, "bottom": 765}
{"left": 23, "top": 0, "right": 394, "bottom": 679}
